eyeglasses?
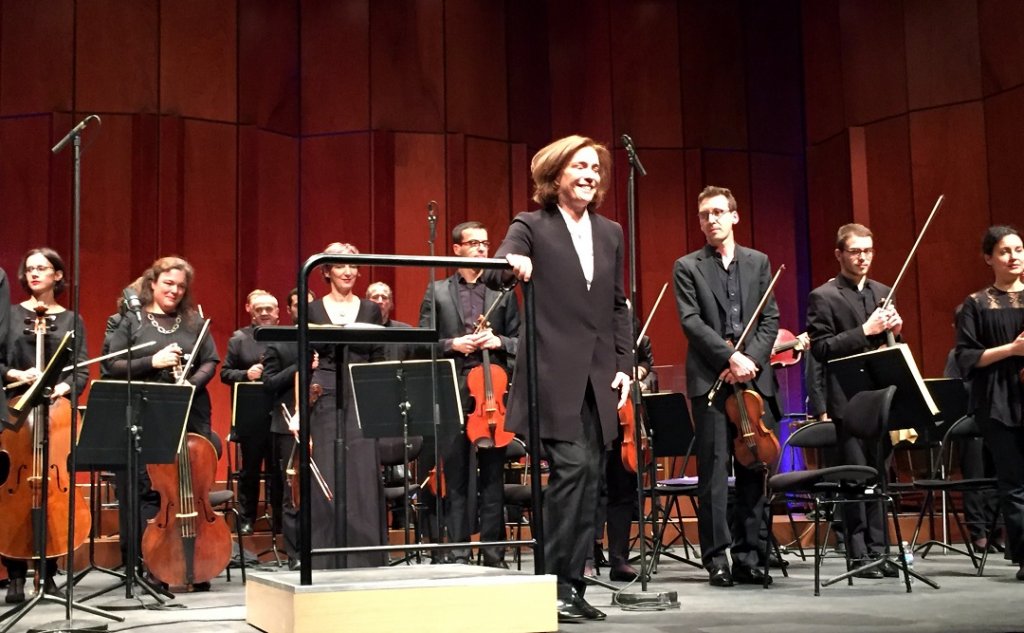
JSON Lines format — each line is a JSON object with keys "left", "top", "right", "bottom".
{"left": 698, "top": 208, "right": 733, "bottom": 222}
{"left": 844, "top": 248, "right": 875, "bottom": 258}
{"left": 24, "top": 265, "right": 54, "bottom": 274}
{"left": 459, "top": 240, "right": 490, "bottom": 248}
{"left": 368, "top": 293, "right": 391, "bottom": 302}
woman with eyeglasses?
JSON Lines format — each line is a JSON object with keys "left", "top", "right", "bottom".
{"left": 0, "top": 247, "right": 88, "bottom": 603}
{"left": 955, "top": 225, "right": 1024, "bottom": 581}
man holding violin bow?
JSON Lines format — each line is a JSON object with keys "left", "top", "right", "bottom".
{"left": 673, "top": 185, "right": 780, "bottom": 588}
{"left": 417, "top": 220, "right": 519, "bottom": 568}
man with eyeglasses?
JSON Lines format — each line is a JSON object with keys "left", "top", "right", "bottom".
{"left": 221, "top": 289, "right": 281, "bottom": 535}
{"left": 673, "top": 185, "right": 780, "bottom": 588}
{"left": 417, "top": 221, "right": 520, "bottom": 567}
{"left": 806, "top": 222, "right": 903, "bottom": 578}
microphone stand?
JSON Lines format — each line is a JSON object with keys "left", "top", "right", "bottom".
{"left": 22, "top": 115, "right": 122, "bottom": 633}
{"left": 425, "top": 201, "right": 445, "bottom": 556}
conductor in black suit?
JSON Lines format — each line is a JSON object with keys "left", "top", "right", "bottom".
{"left": 673, "top": 185, "right": 779, "bottom": 587}
{"left": 806, "top": 222, "right": 903, "bottom": 578}
{"left": 418, "top": 222, "right": 519, "bottom": 567}
{"left": 486, "top": 135, "right": 631, "bottom": 622}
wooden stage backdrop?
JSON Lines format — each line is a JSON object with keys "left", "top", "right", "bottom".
{"left": 0, "top": 0, "right": 1021, "bottom": 479}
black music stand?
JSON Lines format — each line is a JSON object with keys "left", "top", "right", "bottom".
{"left": 349, "top": 359, "right": 462, "bottom": 564}
{"left": 75, "top": 380, "right": 192, "bottom": 609}
{"left": 0, "top": 335, "right": 122, "bottom": 633}
{"left": 231, "top": 382, "right": 280, "bottom": 564}
{"left": 827, "top": 344, "right": 940, "bottom": 589}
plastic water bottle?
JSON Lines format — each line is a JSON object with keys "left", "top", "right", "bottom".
{"left": 901, "top": 541, "right": 914, "bottom": 583}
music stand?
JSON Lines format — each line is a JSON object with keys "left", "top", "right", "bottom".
{"left": 0, "top": 335, "right": 122, "bottom": 633}
{"left": 75, "top": 380, "right": 193, "bottom": 609}
{"left": 827, "top": 344, "right": 940, "bottom": 589}
{"left": 349, "top": 359, "right": 462, "bottom": 564}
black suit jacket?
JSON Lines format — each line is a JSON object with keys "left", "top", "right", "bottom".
{"left": 806, "top": 276, "right": 894, "bottom": 418}
{"left": 672, "top": 244, "right": 778, "bottom": 399}
{"left": 417, "top": 273, "right": 520, "bottom": 376}
{"left": 484, "top": 205, "right": 631, "bottom": 445}
{"left": 0, "top": 269, "right": 8, "bottom": 420}
{"left": 220, "top": 325, "right": 267, "bottom": 384}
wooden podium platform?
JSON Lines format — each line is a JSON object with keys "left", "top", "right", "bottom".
{"left": 245, "top": 564, "right": 556, "bottom": 633}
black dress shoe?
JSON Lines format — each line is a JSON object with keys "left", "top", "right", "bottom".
{"left": 708, "top": 565, "right": 734, "bottom": 587}
{"left": 238, "top": 521, "right": 254, "bottom": 536}
{"left": 5, "top": 578, "right": 25, "bottom": 604}
{"left": 483, "top": 559, "right": 509, "bottom": 570}
{"left": 869, "top": 554, "right": 901, "bottom": 578}
{"left": 593, "top": 543, "right": 608, "bottom": 568}
{"left": 609, "top": 564, "right": 640, "bottom": 582}
{"left": 732, "top": 565, "right": 772, "bottom": 585}
{"left": 572, "top": 593, "right": 606, "bottom": 620}
{"left": 1015, "top": 565, "right": 1024, "bottom": 581}
{"left": 556, "top": 597, "right": 587, "bottom": 622}
{"left": 851, "top": 559, "right": 883, "bottom": 579}
{"left": 768, "top": 552, "right": 790, "bottom": 569}
{"left": 42, "top": 577, "right": 66, "bottom": 598}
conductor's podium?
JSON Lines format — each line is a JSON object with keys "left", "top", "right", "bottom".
{"left": 246, "top": 564, "right": 556, "bottom": 633}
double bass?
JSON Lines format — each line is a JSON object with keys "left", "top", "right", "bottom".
{"left": 141, "top": 316, "right": 232, "bottom": 590}
{"left": 0, "top": 306, "right": 91, "bottom": 562}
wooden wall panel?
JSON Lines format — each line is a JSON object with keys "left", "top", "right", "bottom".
{"left": 838, "top": 0, "right": 907, "bottom": 126}
{"left": 391, "top": 132, "right": 446, "bottom": 325}
{"left": 160, "top": 0, "right": 237, "bottom": 122}
{"left": 903, "top": 0, "right": 982, "bottom": 110}
{"left": 464, "top": 137, "right": 511, "bottom": 243}
{"left": 300, "top": 0, "right": 369, "bottom": 135}
{"left": 75, "top": 0, "right": 159, "bottom": 114}
{"left": 239, "top": 0, "right": 299, "bottom": 135}
{"left": 157, "top": 115, "right": 185, "bottom": 255}
{"left": 0, "top": 116, "right": 55, "bottom": 271}
{"left": 701, "top": 151, "right": 752, "bottom": 248}
{"left": 445, "top": 0, "right": 507, "bottom": 139}
{"left": 978, "top": 0, "right": 1024, "bottom": 95}
{"left": 679, "top": 0, "right": 747, "bottom": 149}
{"left": 609, "top": 0, "right": 683, "bottom": 148}
{"left": 908, "top": 103, "right": 991, "bottom": 375}
{"left": 985, "top": 85, "right": 1024, "bottom": 227}
{"left": 130, "top": 114, "right": 162, "bottom": 272}
{"left": 506, "top": 0, "right": 551, "bottom": 153}
{"left": 744, "top": 0, "right": 803, "bottom": 154}
{"left": 546, "top": 0, "right": 613, "bottom": 142}
{"left": 0, "top": 0, "right": 73, "bottom": 115}
{"left": 801, "top": 0, "right": 845, "bottom": 145}
{"left": 804, "top": 134, "right": 851, "bottom": 289}
{"left": 369, "top": 1, "right": 444, "bottom": 132}
{"left": 299, "top": 133, "right": 373, "bottom": 293}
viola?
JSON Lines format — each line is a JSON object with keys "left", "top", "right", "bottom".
{"left": 141, "top": 317, "right": 231, "bottom": 590}
{"left": 464, "top": 309, "right": 513, "bottom": 449}
{"left": 0, "top": 306, "right": 91, "bottom": 561}
{"left": 770, "top": 328, "right": 808, "bottom": 368}
{"left": 619, "top": 393, "right": 652, "bottom": 474}
{"left": 725, "top": 385, "right": 780, "bottom": 470}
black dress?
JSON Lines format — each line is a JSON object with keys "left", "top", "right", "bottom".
{"left": 307, "top": 298, "right": 386, "bottom": 568}
{"left": 955, "top": 286, "right": 1024, "bottom": 564}
{"left": 0, "top": 305, "right": 88, "bottom": 578}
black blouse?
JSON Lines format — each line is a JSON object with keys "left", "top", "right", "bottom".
{"left": 0, "top": 305, "right": 88, "bottom": 395}
{"left": 955, "top": 286, "right": 1024, "bottom": 428}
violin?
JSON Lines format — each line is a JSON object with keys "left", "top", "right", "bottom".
{"left": 619, "top": 393, "right": 652, "bottom": 474}
{"left": 464, "top": 293, "right": 514, "bottom": 450}
{"left": 142, "top": 316, "right": 232, "bottom": 590}
{"left": 770, "top": 329, "right": 808, "bottom": 368}
{"left": 0, "top": 305, "right": 91, "bottom": 562}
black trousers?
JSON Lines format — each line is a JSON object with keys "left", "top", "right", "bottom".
{"left": 273, "top": 432, "right": 301, "bottom": 560}
{"left": 836, "top": 419, "right": 891, "bottom": 558}
{"left": 594, "top": 439, "right": 637, "bottom": 566}
{"left": 236, "top": 430, "right": 282, "bottom": 528}
{"left": 959, "top": 435, "right": 1001, "bottom": 542}
{"left": 542, "top": 381, "right": 604, "bottom": 599}
{"left": 691, "top": 395, "right": 767, "bottom": 570}
{"left": 440, "top": 428, "right": 507, "bottom": 564}
{"left": 979, "top": 419, "right": 1024, "bottom": 564}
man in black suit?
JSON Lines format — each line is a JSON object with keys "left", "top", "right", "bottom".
{"left": 220, "top": 289, "right": 281, "bottom": 535}
{"left": 487, "top": 135, "right": 631, "bottom": 622}
{"left": 806, "top": 222, "right": 903, "bottom": 577}
{"left": 368, "top": 281, "right": 416, "bottom": 362}
{"left": 418, "top": 221, "right": 519, "bottom": 568}
{"left": 673, "top": 185, "right": 779, "bottom": 587}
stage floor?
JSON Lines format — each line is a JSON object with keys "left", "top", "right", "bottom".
{"left": 6, "top": 548, "right": 1022, "bottom": 633}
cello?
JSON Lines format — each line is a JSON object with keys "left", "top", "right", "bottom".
{"left": 141, "top": 316, "right": 232, "bottom": 590}
{"left": 465, "top": 290, "right": 514, "bottom": 450}
{"left": 0, "top": 305, "right": 91, "bottom": 562}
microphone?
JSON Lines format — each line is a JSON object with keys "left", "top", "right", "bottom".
{"left": 122, "top": 286, "right": 142, "bottom": 315}
{"left": 52, "top": 115, "right": 102, "bottom": 154}
{"left": 427, "top": 200, "right": 438, "bottom": 244}
{"left": 620, "top": 134, "right": 647, "bottom": 177}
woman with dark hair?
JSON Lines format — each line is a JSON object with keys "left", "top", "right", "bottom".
{"left": 102, "top": 256, "right": 220, "bottom": 588}
{"left": 0, "top": 247, "right": 88, "bottom": 603}
{"left": 262, "top": 242, "right": 386, "bottom": 569}
{"left": 955, "top": 225, "right": 1024, "bottom": 581}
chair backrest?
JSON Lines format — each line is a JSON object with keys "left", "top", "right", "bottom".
{"left": 378, "top": 436, "right": 424, "bottom": 467}
{"left": 936, "top": 414, "right": 983, "bottom": 476}
{"left": 786, "top": 420, "right": 837, "bottom": 450}
{"left": 643, "top": 392, "right": 695, "bottom": 459}
{"left": 841, "top": 386, "right": 897, "bottom": 442}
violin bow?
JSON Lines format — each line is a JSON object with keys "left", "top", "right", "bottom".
{"left": 707, "top": 264, "right": 786, "bottom": 405}
{"left": 636, "top": 282, "right": 668, "bottom": 347}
